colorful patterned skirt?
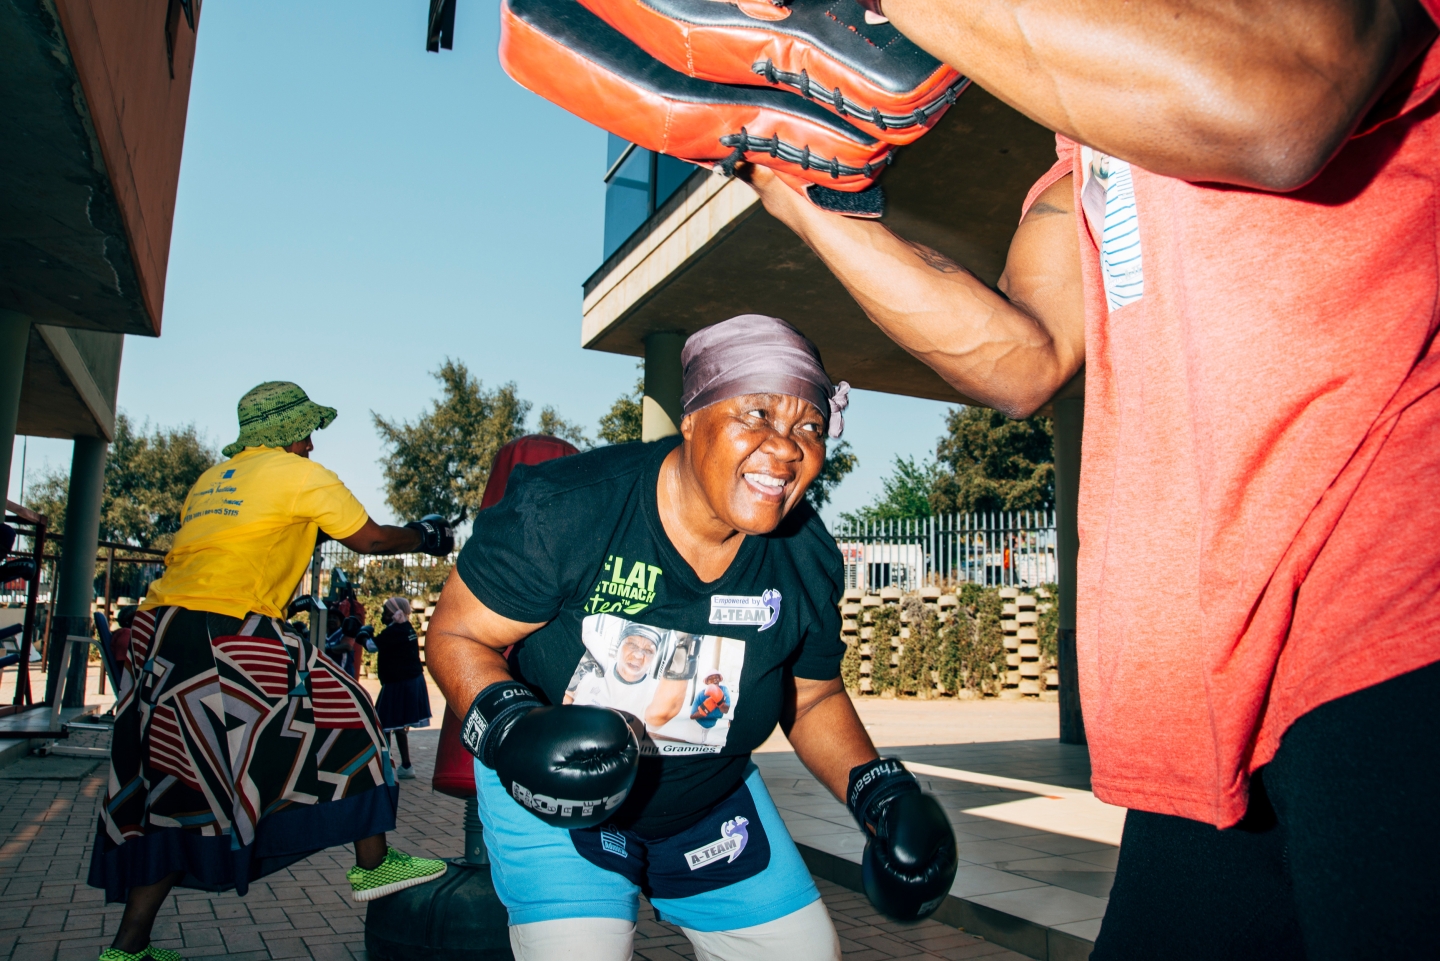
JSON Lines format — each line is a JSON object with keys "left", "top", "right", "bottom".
{"left": 89, "top": 607, "right": 399, "bottom": 903}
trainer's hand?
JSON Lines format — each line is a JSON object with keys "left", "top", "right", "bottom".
{"left": 460, "top": 680, "right": 642, "bottom": 829}
{"left": 848, "top": 758, "right": 957, "bottom": 920}
{"left": 740, "top": 162, "right": 833, "bottom": 226}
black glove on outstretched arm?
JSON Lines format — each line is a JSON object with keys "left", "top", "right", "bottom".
{"left": 848, "top": 757, "right": 958, "bottom": 920}
{"left": 460, "top": 680, "right": 642, "bottom": 829}
{"left": 405, "top": 514, "right": 454, "bottom": 556}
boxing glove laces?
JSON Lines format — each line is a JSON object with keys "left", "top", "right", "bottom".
{"left": 460, "top": 680, "right": 643, "bottom": 829}
{"left": 847, "top": 757, "right": 958, "bottom": 920}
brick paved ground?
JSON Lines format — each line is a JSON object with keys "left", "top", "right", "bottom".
{"left": 0, "top": 728, "right": 1032, "bottom": 961}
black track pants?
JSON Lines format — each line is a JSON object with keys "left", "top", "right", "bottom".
{"left": 1091, "top": 660, "right": 1440, "bottom": 961}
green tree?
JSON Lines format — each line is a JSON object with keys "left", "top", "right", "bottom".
{"left": 537, "top": 406, "right": 592, "bottom": 449}
{"left": 807, "top": 439, "right": 856, "bottom": 510}
{"left": 22, "top": 471, "right": 67, "bottom": 536}
{"left": 23, "top": 413, "right": 217, "bottom": 549}
{"left": 841, "top": 455, "right": 939, "bottom": 524}
{"left": 597, "top": 375, "right": 643, "bottom": 445}
{"left": 930, "top": 406, "right": 1054, "bottom": 513}
{"left": 373, "top": 360, "right": 530, "bottom": 523}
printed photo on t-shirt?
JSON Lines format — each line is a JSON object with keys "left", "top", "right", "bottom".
{"left": 565, "top": 613, "right": 745, "bottom": 756}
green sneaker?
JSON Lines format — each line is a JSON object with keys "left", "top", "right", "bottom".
{"left": 347, "top": 846, "right": 447, "bottom": 902}
{"left": 98, "top": 950, "right": 146, "bottom": 961}
{"left": 99, "top": 948, "right": 183, "bottom": 961}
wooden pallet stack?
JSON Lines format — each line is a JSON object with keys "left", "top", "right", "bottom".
{"left": 1036, "top": 587, "right": 1059, "bottom": 697}
{"left": 999, "top": 587, "right": 1021, "bottom": 698}
{"left": 840, "top": 588, "right": 866, "bottom": 691}
{"left": 1015, "top": 592, "right": 1042, "bottom": 697}
{"left": 841, "top": 584, "right": 1066, "bottom": 699}
{"left": 413, "top": 593, "right": 438, "bottom": 664}
{"left": 845, "top": 585, "right": 972, "bottom": 696}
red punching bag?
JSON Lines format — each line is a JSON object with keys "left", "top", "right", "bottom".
{"left": 431, "top": 434, "right": 581, "bottom": 799}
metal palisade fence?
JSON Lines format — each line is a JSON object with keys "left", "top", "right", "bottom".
{"left": 313, "top": 539, "right": 463, "bottom": 600}
{"left": 308, "top": 512, "right": 1057, "bottom": 600}
{"left": 829, "top": 511, "right": 1057, "bottom": 592}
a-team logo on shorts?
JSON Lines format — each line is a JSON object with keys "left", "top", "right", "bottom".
{"left": 684, "top": 816, "right": 749, "bottom": 870}
{"left": 709, "top": 590, "right": 781, "bottom": 631}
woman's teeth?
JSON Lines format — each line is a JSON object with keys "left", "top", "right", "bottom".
{"left": 744, "top": 473, "right": 786, "bottom": 490}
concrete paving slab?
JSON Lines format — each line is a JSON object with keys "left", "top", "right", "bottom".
{"left": 0, "top": 693, "right": 1040, "bottom": 961}
{"left": 966, "top": 886, "right": 1108, "bottom": 929}
{"left": 755, "top": 698, "right": 1110, "bottom": 959}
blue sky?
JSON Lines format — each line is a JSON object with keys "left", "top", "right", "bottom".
{"left": 8, "top": 0, "right": 954, "bottom": 527}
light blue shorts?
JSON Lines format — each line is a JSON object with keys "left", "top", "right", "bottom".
{"left": 474, "top": 761, "right": 821, "bottom": 931}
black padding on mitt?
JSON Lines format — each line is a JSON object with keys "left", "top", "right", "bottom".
{"left": 807, "top": 183, "right": 885, "bottom": 218}
{"left": 629, "top": 0, "right": 942, "bottom": 92}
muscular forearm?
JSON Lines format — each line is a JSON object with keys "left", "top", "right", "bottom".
{"left": 748, "top": 167, "right": 1082, "bottom": 417}
{"left": 882, "top": 0, "right": 1433, "bottom": 188}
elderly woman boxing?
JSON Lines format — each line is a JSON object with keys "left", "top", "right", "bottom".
{"left": 427, "top": 315, "right": 957, "bottom": 961}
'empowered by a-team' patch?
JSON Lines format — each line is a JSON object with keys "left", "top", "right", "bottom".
{"left": 709, "top": 590, "right": 781, "bottom": 631}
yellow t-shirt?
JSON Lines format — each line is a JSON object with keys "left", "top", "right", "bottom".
{"left": 142, "top": 447, "right": 369, "bottom": 619}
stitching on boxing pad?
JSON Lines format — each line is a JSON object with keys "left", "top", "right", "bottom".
{"left": 752, "top": 62, "right": 969, "bottom": 130}
{"left": 716, "top": 127, "right": 892, "bottom": 179}
{"left": 509, "top": 0, "right": 883, "bottom": 142}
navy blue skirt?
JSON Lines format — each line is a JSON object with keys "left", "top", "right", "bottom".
{"left": 376, "top": 674, "right": 433, "bottom": 732}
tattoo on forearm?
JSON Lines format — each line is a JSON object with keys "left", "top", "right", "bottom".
{"left": 905, "top": 240, "right": 969, "bottom": 275}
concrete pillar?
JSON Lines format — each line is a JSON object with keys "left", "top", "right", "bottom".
{"left": 0, "top": 312, "right": 29, "bottom": 498}
{"left": 1053, "top": 397, "right": 1086, "bottom": 745}
{"left": 642, "top": 331, "right": 684, "bottom": 442}
{"left": 47, "top": 435, "right": 107, "bottom": 707}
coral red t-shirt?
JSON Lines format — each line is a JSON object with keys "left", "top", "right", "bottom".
{"left": 1024, "top": 28, "right": 1440, "bottom": 827}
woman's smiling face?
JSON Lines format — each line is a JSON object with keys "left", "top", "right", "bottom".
{"left": 682, "top": 392, "right": 827, "bottom": 536}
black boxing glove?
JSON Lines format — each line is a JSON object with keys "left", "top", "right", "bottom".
{"left": 460, "top": 680, "right": 642, "bottom": 829}
{"left": 459, "top": 680, "right": 544, "bottom": 768}
{"left": 405, "top": 514, "right": 454, "bottom": 556}
{"left": 847, "top": 757, "right": 958, "bottom": 921}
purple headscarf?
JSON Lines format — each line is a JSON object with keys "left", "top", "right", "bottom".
{"left": 680, "top": 315, "right": 851, "bottom": 437}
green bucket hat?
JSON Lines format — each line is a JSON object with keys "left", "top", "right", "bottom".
{"left": 222, "top": 382, "right": 338, "bottom": 458}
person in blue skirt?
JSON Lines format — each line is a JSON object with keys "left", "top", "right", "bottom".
{"left": 374, "top": 596, "right": 432, "bottom": 779}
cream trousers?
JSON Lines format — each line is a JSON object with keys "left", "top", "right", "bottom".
{"left": 507, "top": 897, "right": 841, "bottom": 961}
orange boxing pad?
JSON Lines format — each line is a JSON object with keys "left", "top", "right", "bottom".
{"left": 499, "top": 0, "right": 892, "bottom": 194}
{"left": 575, "top": 0, "right": 967, "bottom": 144}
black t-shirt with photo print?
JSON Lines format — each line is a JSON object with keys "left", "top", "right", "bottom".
{"left": 455, "top": 436, "right": 845, "bottom": 837}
